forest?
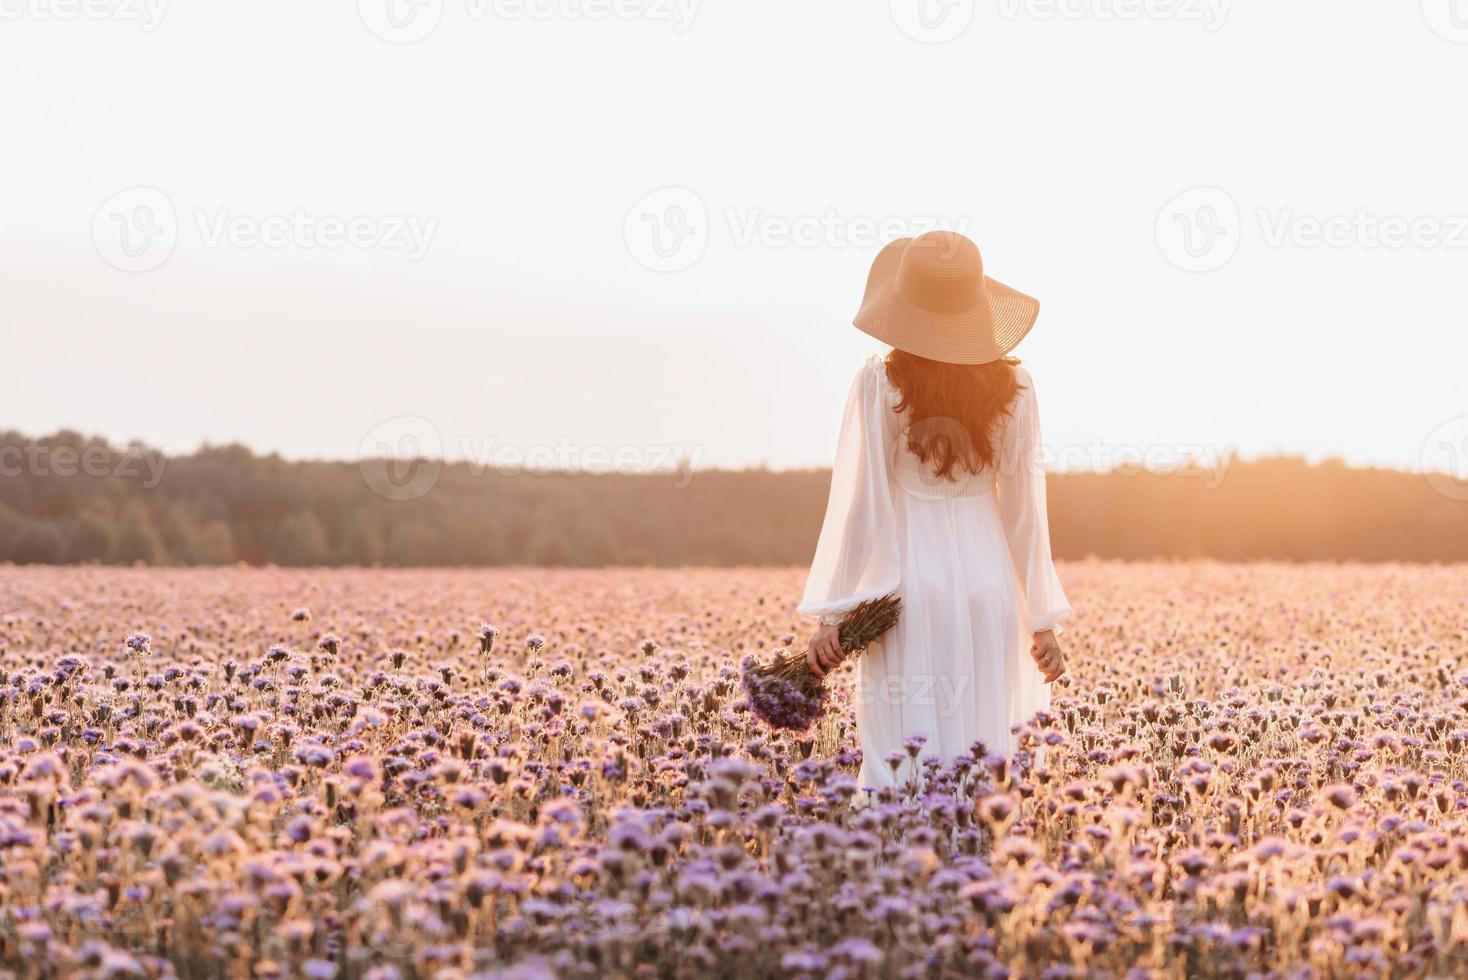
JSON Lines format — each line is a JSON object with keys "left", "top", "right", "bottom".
{"left": 2, "top": 429, "right": 1465, "bottom": 565}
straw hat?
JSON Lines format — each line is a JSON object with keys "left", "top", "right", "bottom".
{"left": 853, "top": 231, "right": 1039, "bottom": 365}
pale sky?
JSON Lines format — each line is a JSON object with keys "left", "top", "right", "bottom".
{"left": 3, "top": 2, "right": 1467, "bottom": 476}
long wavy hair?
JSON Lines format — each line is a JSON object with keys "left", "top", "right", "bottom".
{"left": 884, "top": 348, "right": 1023, "bottom": 480}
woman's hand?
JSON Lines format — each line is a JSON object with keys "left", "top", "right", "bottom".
{"left": 1031, "top": 630, "right": 1066, "bottom": 683}
{"left": 806, "top": 623, "right": 845, "bottom": 678}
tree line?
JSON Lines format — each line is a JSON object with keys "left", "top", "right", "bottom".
{"left": 2, "top": 430, "right": 1465, "bottom": 566}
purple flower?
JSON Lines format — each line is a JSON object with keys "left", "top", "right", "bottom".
{"left": 740, "top": 656, "right": 825, "bottom": 732}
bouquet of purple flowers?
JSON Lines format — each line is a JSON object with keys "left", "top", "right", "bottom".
{"left": 740, "top": 594, "right": 901, "bottom": 732}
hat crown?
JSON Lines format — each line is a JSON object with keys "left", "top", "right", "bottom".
{"left": 852, "top": 229, "right": 1038, "bottom": 366}
{"left": 894, "top": 231, "right": 985, "bottom": 315}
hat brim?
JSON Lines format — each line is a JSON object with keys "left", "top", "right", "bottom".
{"left": 852, "top": 237, "right": 1040, "bottom": 365}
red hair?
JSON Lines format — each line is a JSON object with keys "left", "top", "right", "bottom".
{"left": 884, "top": 349, "right": 1023, "bottom": 480}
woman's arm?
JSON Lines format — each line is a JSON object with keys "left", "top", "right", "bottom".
{"left": 996, "top": 368, "right": 1073, "bottom": 639}
{"left": 799, "top": 361, "right": 901, "bottom": 672}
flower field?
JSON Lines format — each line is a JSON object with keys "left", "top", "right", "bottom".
{"left": 2, "top": 562, "right": 1467, "bottom": 978}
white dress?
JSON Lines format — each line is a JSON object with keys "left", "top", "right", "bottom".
{"left": 799, "top": 358, "right": 1072, "bottom": 791}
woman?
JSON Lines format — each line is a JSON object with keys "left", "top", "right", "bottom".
{"left": 800, "top": 230, "right": 1071, "bottom": 792}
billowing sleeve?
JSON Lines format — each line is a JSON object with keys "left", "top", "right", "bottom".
{"left": 798, "top": 361, "right": 902, "bottom": 621}
{"left": 996, "top": 368, "right": 1072, "bottom": 634}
